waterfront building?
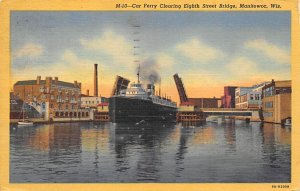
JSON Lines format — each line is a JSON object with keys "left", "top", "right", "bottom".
{"left": 178, "top": 102, "right": 195, "bottom": 112}
{"left": 262, "top": 80, "right": 291, "bottom": 124}
{"left": 177, "top": 102, "right": 203, "bottom": 122}
{"left": 221, "top": 86, "right": 237, "bottom": 108}
{"left": 10, "top": 92, "right": 24, "bottom": 119}
{"left": 80, "top": 94, "right": 108, "bottom": 108}
{"left": 235, "top": 87, "right": 253, "bottom": 109}
{"left": 94, "top": 102, "right": 110, "bottom": 121}
{"left": 97, "top": 102, "right": 109, "bottom": 112}
{"left": 235, "top": 82, "right": 270, "bottom": 109}
{"left": 13, "top": 76, "right": 89, "bottom": 121}
{"left": 188, "top": 97, "right": 221, "bottom": 109}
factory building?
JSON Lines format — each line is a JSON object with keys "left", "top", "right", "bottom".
{"left": 80, "top": 63, "right": 109, "bottom": 109}
{"left": 262, "top": 80, "right": 291, "bottom": 124}
{"left": 188, "top": 97, "right": 221, "bottom": 109}
{"left": 221, "top": 86, "right": 237, "bottom": 108}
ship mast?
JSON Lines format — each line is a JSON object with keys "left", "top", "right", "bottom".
{"left": 137, "top": 64, "right": 140, "bottom": 83}
{"left": 132, "top": 22, "right": 141, "bottom": 84}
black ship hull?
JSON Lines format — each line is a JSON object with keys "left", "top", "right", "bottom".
{"left": 109, "top": 97, "right": 177, "bottom": 123}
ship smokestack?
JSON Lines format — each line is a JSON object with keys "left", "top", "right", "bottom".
{"left": 86, "top": 89, "right": 89, "bottom": 96}
{"left": 147, "top": 84, "right": 155, "bottom": 95}
{"left": 94, "top": 63, "right": 98, "bottom": 96}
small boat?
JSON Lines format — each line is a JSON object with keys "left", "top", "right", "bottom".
{"left": 18, "top": 120, "right": 34, "bottom": 126}
{"left": 284, "top": 118, "right": 291, "bottom": 127}
{"left": 206, "top": 116, "right": 218, "bottom": 123}
{"left": 18, "top": 102, "right": 34, "bottom": 126}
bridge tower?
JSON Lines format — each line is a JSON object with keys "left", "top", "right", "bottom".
{"left": 173, "top": 73, "right": 189, "bottom": 103}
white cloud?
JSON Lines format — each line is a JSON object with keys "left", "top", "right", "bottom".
{"left": 80, "top": 30, "right": 134, "bottom": 66}
{"left": 245, "top": 39, "right": 289, "bottom": 64}
{"left": 226, "top": 56, "right": 290, "bottom": 84}
{"left": 12, "top": 50, "right": 103, "bottom": 86}
{"left": 12, "top": 49, "right": 136, "bottom": 96}
{"left": 155, "top": 53, "right": 175, "bottom": 68}
{"left": 182, "top": 71, "right": 225, "bottom": 87}
{"left": 176, "top": 38, "right": 224, "bottom": 63}
{"left": 14, "top": 42, "right": 44, "bottom": 58}
{"left": 227, "top": 57, "right": 258, "bottom": 76}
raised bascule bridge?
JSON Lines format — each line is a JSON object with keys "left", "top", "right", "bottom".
{"left": 173, "top": 73, "right": 254, "bottom": 123}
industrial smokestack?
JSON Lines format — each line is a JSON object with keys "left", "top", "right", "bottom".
{"left": 94, "top": 63, "right": 98, "bottom": 96}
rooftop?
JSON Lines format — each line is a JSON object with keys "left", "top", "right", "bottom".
{"left": 98, "top": 102, "right": 109, "bottom": 106}
{"left": 14, "top": 80, "right": 79, "bottom": 88}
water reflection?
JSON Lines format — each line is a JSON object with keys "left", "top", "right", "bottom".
{"left": 175, "top": 127, "right": 193, "bottom": 176}
{"left": 10, "top": 121, "right": 291, "bottom": 183}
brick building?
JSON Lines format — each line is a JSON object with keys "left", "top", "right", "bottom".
{"left": 221, "top": 86, "right": 237, "bottom": 108}
{"left": 13, "top": 76, "right": 84, "bottom": 120}
{"left": 188, "top": 97, "right": 221, "bottom": 109}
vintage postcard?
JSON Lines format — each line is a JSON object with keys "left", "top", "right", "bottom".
{"left": 0, "top": 0, "right": 299, "bottom": 190}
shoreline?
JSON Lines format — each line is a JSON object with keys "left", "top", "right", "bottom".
{"left": 10, "top": 118, "right": 289, "bottom": 126}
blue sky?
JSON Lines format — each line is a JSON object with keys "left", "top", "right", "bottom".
{"left": 11, "top": 11, "right": 291, "bottom": 99}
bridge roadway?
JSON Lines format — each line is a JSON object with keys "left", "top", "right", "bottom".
{"left": 200, "top": 108, "right": 254, "bottom": 116}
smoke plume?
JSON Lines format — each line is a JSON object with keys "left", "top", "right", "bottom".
{"left": 137, "top": 59, "right": 160, "bottom": 84}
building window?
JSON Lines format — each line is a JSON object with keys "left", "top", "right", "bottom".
{"left": 250, "top": 94, "right": 254, "bottom": 100}
{"left": 255, "top": 94, "right": 260, "bottom": 100}
{"left": 264, "top": 112, "right": 273, "bottom": 117}
{"left": 66, "top": 105, "right": 69, "bottom": 109}
{"left": 264, "top": 86, "right": 274, "bottom": 97}
{"left": 276, "top": 87, "right": 292, "bottom": 94}
{"left": 50, "top": 104, "right": 53, "bottom": 108}
{"left": 265, "top": 102, "right": 273, "bottom": 108}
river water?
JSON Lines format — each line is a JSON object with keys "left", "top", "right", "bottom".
{"left": 10, "top": 120, "right": 291, "bottom": 183}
